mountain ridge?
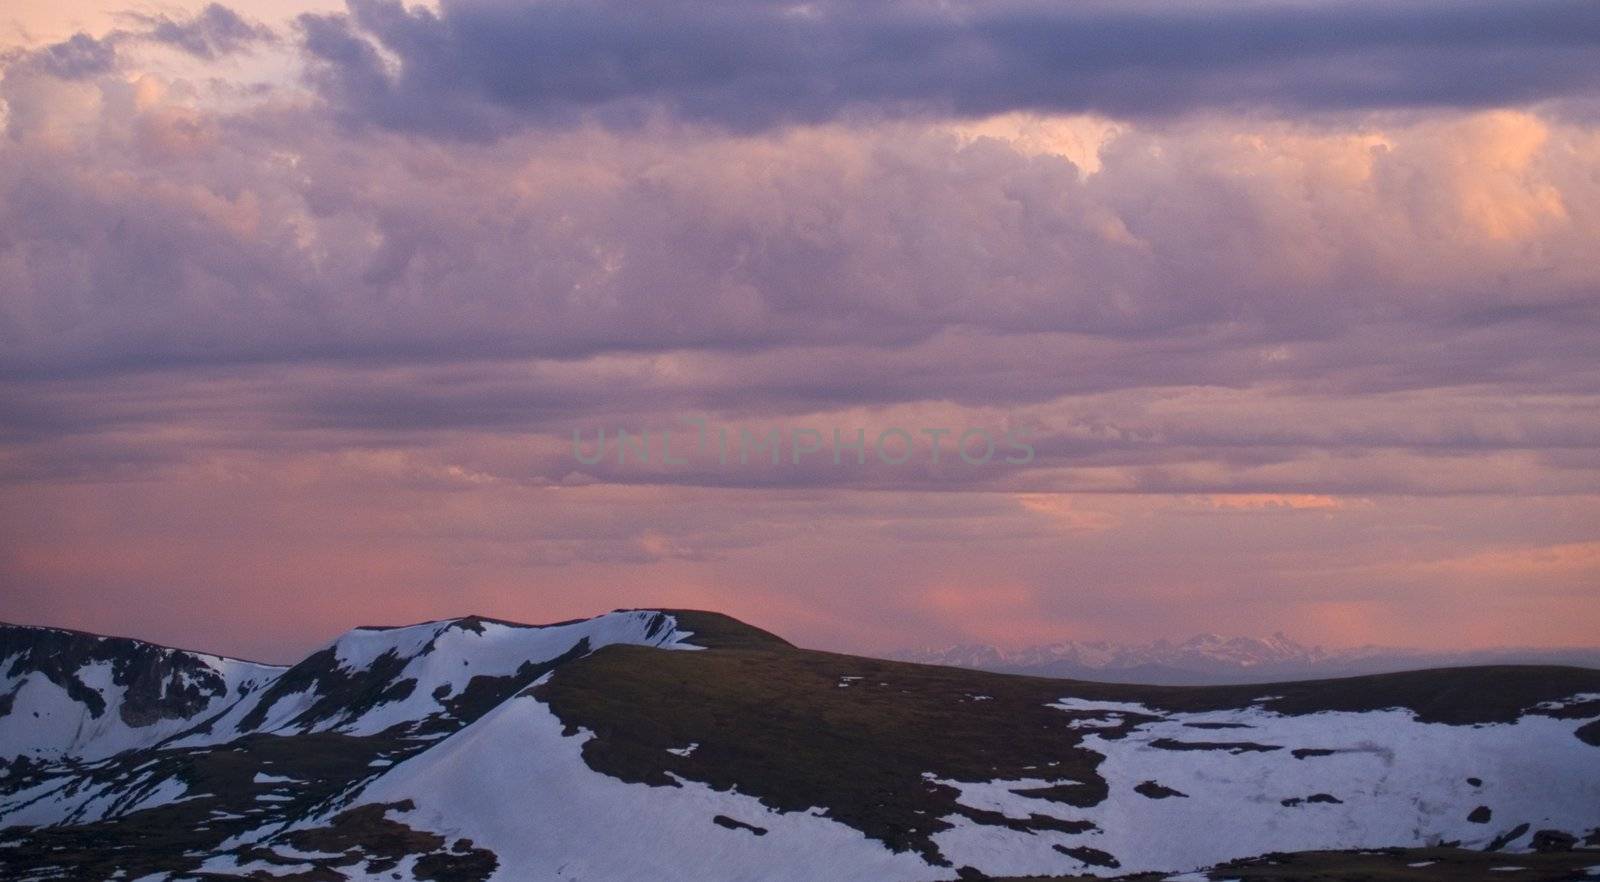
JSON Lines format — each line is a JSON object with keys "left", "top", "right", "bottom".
{"left": 0, "top": 619, "right": 288, "bottom": 667}
{"left": 17, "top": 614, "right": 1595, "bottom": 683}
{"left": 3, "top": 610, "right": 1598, "bottom": 881}
{"left": 890, "top": 633, "right": 1600, "bottom": 686}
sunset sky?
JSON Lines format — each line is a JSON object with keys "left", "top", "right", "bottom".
{"left": 1, "top": 0, "right": 1597, "bottom": 663}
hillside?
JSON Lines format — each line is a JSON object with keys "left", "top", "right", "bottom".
{"left": 1, "top": 610, "right": 1597, "bottom": 881}
{"left": 891, "top": 635, "right": 1600, "bottom": 686}
{"left": 0, "top": 623, "right": 283, "bottom": 762}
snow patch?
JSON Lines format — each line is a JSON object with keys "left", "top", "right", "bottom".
{"left": 345, "top": 692, "right": 939, "bottom": 882}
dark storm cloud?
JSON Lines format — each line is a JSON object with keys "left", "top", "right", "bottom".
{"left": 299, "top": 0, "right": 1600, "bottom": 136}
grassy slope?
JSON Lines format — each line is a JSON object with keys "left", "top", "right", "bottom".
{"left": 992, "top": 847, "right": 1600, "bottom": 881}
{"left": 538, "top": 610, "right": 1600, "bottom": 874}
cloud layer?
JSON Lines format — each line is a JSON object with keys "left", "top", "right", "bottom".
{"left": 0, "top": 2, "right": 1597, "bottom": 658}
{"left": 298, "top": 0, "right": 1600, "bottom": 136}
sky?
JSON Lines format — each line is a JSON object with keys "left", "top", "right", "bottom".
{"left": 1, "top": 0, "right": 1597, "bottom": 663}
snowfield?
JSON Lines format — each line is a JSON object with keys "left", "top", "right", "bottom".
{"left": 931, "top": 699, "right": 1600, "bottom": 877}
{"left": 349, "top": 690, "right": 938, "bottom": 882}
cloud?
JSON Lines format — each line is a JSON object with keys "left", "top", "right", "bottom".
{"left": 1, "top": 8, "right": 1597, "bottom": 656}
{"left": 9, "top": 33, "right": 118, "bottom": 79}
{"left": 0, "top": 3, "right": 273, "bottom": 83}
{"left": 2, "top": 78, "right": 1597, "bottom": 409}
{"left": 2, "top": 54, "right": 1597, "bottom": 500}
{"left": 129, "top": 3, "right": 278, "bottom": 60}
{"left": 297, "top": 0, "right": 1600, "bottom": 137}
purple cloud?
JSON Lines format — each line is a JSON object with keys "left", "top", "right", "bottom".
{"left": 131, "top": 3, "right": 277, "bottom": 60}
{"left": 1, "top": 6, "right": 1597, "bottom": 655}
{"left": 299, "top": 0, "right": 1600, "bottom": 137}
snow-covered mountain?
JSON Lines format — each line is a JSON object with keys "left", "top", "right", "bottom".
{"left": 891, "top": 633, "right": 1600, "bottom": 685}
{"left": 2, "top": 610, "right": 1597, "bottom": 882}
{"left": 0, "top": 622, "right": 282, "bottom": 762}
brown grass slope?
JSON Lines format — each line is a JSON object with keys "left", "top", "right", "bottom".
{"left": 988, "top": 846, "right": 1600, "bottom": 881}
{"left": 538, "top": 610, "right": 1600, "bottom": 870}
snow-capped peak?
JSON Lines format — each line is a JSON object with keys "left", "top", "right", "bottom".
{"left": 184, "top": 610, "right": 698, "bottom": 741}
{"left": 0, "top": 623, "right": 283, "bottom": 762}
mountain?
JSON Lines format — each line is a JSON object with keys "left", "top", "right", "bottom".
{"left": 0, "top": 623, "right": 282, "bottom": 762}
{"left": 890, "top": 633, "right": 1600, "bottom": 685}
{"left": 2, "top": 610, "right": 1598, "bottom": 881}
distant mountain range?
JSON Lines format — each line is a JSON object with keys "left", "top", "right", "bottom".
{"left": 889, "top": 633, "right": 1600, "bottom": 685}
{"left": 3, "top": 613, "right": 1599, "bottom": 881}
